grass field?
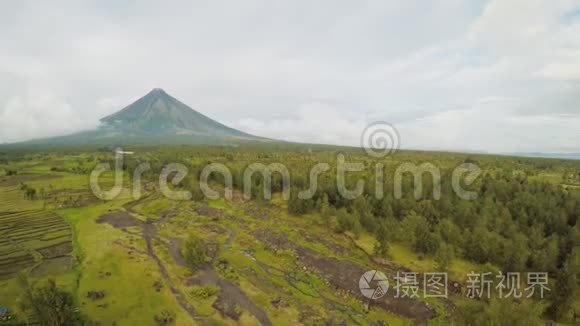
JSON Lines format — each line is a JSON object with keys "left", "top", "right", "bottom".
{"left": 0, "top": 149, "right": 578, "bottom": 325}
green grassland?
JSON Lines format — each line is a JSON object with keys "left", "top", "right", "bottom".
{"left": 0, "top": 146, "right": 578, "bottom": 325}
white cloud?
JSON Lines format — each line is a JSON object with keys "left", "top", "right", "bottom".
{"left": 535, "top": 60, "right": 580, "bottom": 81}
{"left": 230, "top": 103, "right": 366, "bottom": 146}
{"left": 398, "top": 100, "right": 580, "bottom": 153}
{"left": 0, "top": 89, "right": 98, "bottom": 143}
{"left": 0, "top": 0, "right": 579, "bottom": 153}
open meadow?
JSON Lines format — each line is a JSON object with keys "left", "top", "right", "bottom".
{"left": 0, "top": 146, "right": 579, "bottom": 325}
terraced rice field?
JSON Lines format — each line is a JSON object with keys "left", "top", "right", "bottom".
{"left": 0, "top": 210, "right": 73, "bottom": 279}
{"left": 0, "top": 186, "right": 45, "bottom": 212}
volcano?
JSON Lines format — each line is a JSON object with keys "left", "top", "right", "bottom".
{"left": 19, "top": 88, "right": 267, "bottom": 146}
{"left": 100, "top": 88, "right": 256, "bottom": 138}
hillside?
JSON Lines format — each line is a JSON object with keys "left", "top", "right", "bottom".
{"left": 0, "top": 147, "right": 578, "bottom": 324}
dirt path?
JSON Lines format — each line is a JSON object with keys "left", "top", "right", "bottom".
{"left": 189, "top": 265, "right": 272, "bottom": 326}
{"left": 253, "top": 229, "right": 437, "bottom": 324}
{"left": 165, "top": 237, "right": 186, "bottom": 267}
{"left": 223, "top": 226, "right": 236, "bottom": 248}
{"left": 99, "top": 203, "right": 268, "bottom": 324}
{"left": 142, "top": 221, "right": 197, "bottom": 319}
{"left": 238, "top": 196, "right": 452, "bottom": 324}
{"left": 244, "top": 249, "right": 369, "bottom": 324}
{"left": 97, "top": 211, "right": 197, "bottom": 321}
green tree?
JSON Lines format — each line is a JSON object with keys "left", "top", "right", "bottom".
{"left": 182, "top": 236, "right": 206, "bottom": 272}
{"left": 18, "top": 275, "right": 82, "bottom": 326}
{"left": 456, "top": 298, "right": 544, "bottom": 326}
{"left": 438, "top": 219, "right": 463, "bottom": 248}
{"left": 320, "top": 194, "right": 331, "bottom": 227}
{"left": 398, "top": 211, "right": 423, "bottom": 244}
{"left": 547, "top": 258, "right": 577, "bottom": 320}
{"left": 352, "top": 219, "right": 362, "bottom": 239}
{"left": 288, "top": 189, "right": 308, "bottom": 215}
{"left": 414, "top": 222, "right": 440, "bottom": 254}
{"left": 353, "top": 196, "right": 374, "bottom": 231}
{"left": 500, "top": 233, "right": 528, "bottom": 272}
{"left": 335, "top": 208, "right": 351, "bottom": 233}
{"left": 435, "top": 242, "right": 454, "bottom": 271}
{"left": 377, "top": 197, "right": 394, "bottom": 220}
{"left": 373, "top": 222, "right": 390, "bottom": 257}
{"left": 25, "top": 188, "right": 37, "bottom": 200}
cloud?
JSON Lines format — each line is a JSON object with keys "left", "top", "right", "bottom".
{"left": 0, "top": 0, "right": 578, "bottom": 152}
{"left": 398, "top": 99, "right": 580, "bottom": 153}
{"left": 230, "top": 102, "right": 367, "bottom": 146}
{"left": 535, "top": 61, "right": 580, "bottom": 81}
{"left": 0, "top": 89, "right": 98, "bottom": 143}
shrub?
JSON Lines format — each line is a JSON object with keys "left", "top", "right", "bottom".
{"left": 18, "top": 276, "right": 85, "bottom": 326}
{"left": 190, "top": 285, "right": 220, "bottom": 299}
{"left": 182, "top": 236, "right": 206, "bottom": 272}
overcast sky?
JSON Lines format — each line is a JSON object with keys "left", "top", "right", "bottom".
{"left": 1, "top": 0, "right": 579, "bottom": 153}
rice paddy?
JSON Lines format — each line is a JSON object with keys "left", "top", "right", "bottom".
{"left": 0, "top": 210, "right": 73, "bottom": 279}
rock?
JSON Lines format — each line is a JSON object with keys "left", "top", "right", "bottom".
{"left": 87, "top": 290, "right": 106, "bottom": 300}
{"left": 153, "top": 280, "right": 163, "bottom": 292}
{"left": 270, "top": 297, "right": 289, "bottom": 308}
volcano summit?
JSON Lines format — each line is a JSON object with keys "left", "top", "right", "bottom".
{"left": 20, "top": 89, "right": 266, "bottom": 146}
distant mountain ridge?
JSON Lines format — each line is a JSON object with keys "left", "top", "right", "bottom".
{"left": 510, "top": 152, "right": 580, "bottom": 160}
{"left": 15, "top": 88, "right": 268, "bottom": 146}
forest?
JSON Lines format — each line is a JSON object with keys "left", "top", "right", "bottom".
{"left": 0, "top": 145, "right": 578, "bottom": 325}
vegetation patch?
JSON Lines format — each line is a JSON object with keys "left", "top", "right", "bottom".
{"left": 0, "top": 210, "right": 72, "bottom": 278}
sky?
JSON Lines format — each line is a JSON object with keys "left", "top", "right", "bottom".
{"left": 1, "top": 0, "right": 579, "bottom": 153}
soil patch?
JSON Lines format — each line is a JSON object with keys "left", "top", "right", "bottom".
{"left": 243, "top": 206, "right": 274, "bottom": 220}
{"left": 194, "top": 206, "right": 227, "bottom": 219}
{"left": 96, "top": 211, "right": 143, "bottom": 229}
{"left": 166, "top": 238, "right": 186, "bottom": 267}
{"left": 37, "top": 241, "right": 73, "bottom": 259}
{"left": 96, "top": 210, "right": 196, "bottom": 320}
{"left": 302, "top": 232, "right": 350, "bottom": 255}
{"left": 188, "top": 266, "right": 271, "bottom": 326}
{"left": 0, "top": 174, "right": 58, "bottom": 187}
{"left": 253, "top": 230, "right": 436, "bottom": 323}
